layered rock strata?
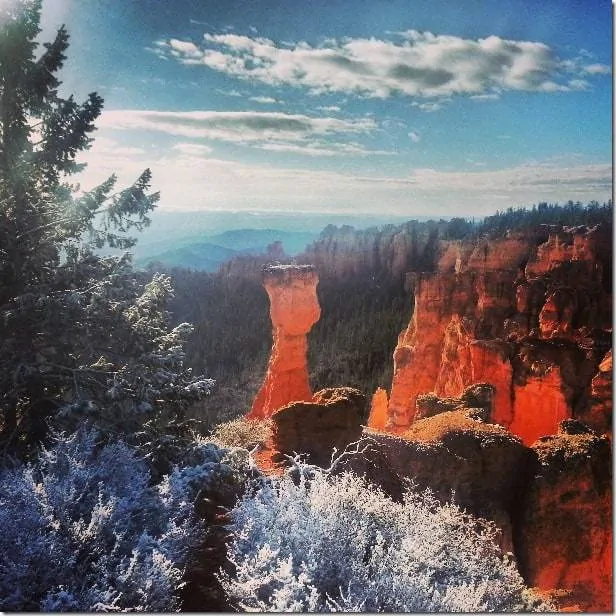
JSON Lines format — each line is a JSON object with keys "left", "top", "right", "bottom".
{"left": 387, "top": 225, "right": 612, "bottom": 443}
{"left": 249, "top": 265, "right": 320, "bottom": 419}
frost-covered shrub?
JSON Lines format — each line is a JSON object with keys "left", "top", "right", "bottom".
{"left": 0, "top": 428, "right": 233, "bottom": 612}
{"left": 221, "top": 463, "right": 552, "bottom": 612}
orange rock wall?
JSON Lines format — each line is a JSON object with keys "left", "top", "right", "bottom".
{"left": 249, "top": 265, "right": 321, "bottom": 419}
{"left": 387, "top": 225, "right": 612, "bottom": 443}
{"left": 509, "top": 368, "right": 570, "bottom": 445}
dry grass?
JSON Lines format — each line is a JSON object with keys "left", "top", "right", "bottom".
{"left": 210, "top": 417, "right": 273, "bottom": 450}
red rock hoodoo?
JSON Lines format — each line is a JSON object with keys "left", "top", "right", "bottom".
{"left": 248, "top": 265, "right": 321, "bottom": 419}
{"left": 387, "top": 225, "right": 612, "bottom": 444}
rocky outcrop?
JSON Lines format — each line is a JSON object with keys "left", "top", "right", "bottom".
{"left": 387, "top": 225, "right": 612, "bottom": 443}
{"left": 342, "top": 398, "right": 532, "bottom": 554}
{"left": 270, "top": 387, "right": 367, "bottom": 467}
{"left": 249, "top": 265, "right": 321, "bottom": 419}
{"left": 342, "top": 398, "right": 613, "bottom": 612}
{"left": 414, "top": 383, "right": 493, "bottom": 421}
{"left": 517, "top": 421, "right": 612, "bottom": 612}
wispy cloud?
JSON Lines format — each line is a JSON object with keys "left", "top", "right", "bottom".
{"left": 411, "top": 100, "right": 448, "bottom": 112}
{"left": 216, "top": 88, "right": 244, "bottom": 97}
{"left": 153, "top": 30, "right": 608, "bottom": 102}
{"left": 469, "top": 92, "right": 500, "bottom": 101}
{"left": 256, "top": 141, "right": 394, "bottom": 157}
{"left": 582, "top": 63, "right": 611, "bottom": 75}
{"left": 98, "top": 109, "right": 376, "bottom": 145}
{"left": 249, "top": 96, "right": 278, "bottom": 104}
{"left": 77, "top": 136, "right": 611, "bottom": 216}
{"left": 408, "top": 131, "right": 421, "bottom": 143}
{"left": 171, "top": 142, "right": 214, "bottom": 156}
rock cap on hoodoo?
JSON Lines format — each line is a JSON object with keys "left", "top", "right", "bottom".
{"left": 263, "top": 264, "right": 317, "bottom": 284}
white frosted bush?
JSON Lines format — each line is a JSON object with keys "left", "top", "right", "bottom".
{"left": 221, "top": 461, "right": 551, "bottom": 612}
{"left": 0, "top": 428, "right": 221, "bottom": 612}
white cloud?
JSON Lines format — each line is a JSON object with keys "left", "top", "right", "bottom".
{"left": 583, "top": 63, "right": 611, "bottom": 75}
{"left": 256, "top": 141, "right": 394, "bottom": 157}
{"left": 98, "top": 109, "right": 376, "bottom": 144}
{"left": 411, "top": 100, "right": 447, "bottom": 113}
{"left": 165, "top": 38, "right": 202, "bottom": 59}
{"left": 154, "top": 30, "right": 604, "bottom": 101}
{"left": 568, "top": 79, "right": 589, "bottom": 90}
{"left": 317, "top": 105, "right": 342, "bottom": 112}
{"left": 249, "top": 96, "right": 278, "bottom": 104}
{"left": 469, "top": 93, "right": 500, "bottom": 101}
{"left": 84, "top": 136, "right": 146, "bottom": 157}
{"left": 171, "top": 142, "right": 214, "bottom": 156}
{"left": 408, "top": 131, "right": 421, "bottom": 143}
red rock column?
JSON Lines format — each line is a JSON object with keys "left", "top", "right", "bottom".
{"left": 248, "top": 265, "right": 320, "bottom": 419}
{"left": 367, "top": 387, "right": 389, "bottom": 430}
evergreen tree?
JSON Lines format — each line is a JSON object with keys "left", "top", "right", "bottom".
{"left": 0, "top": 0, "right": 212, "bottom": 457}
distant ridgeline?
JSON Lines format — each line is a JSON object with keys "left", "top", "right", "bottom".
{"left": 166, "top": 200, "right": 612, "bottom": 424}
{"left": 138, "top": 228, "right": 318, "bottom": 271}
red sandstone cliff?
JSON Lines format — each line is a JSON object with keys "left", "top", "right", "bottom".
{"left": 248, "top": 265, "right": 321, "bottom": 419}
{"left": 245, "top": 221, "right": 611, "bottom": 612}
{"left": 386, "top": 224, "right": 612, "bottom": 444}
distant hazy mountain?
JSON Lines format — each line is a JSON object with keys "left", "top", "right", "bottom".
{"left": 137, "top": 228, "right": 317, "bottom": 271}
{"left": 206, "top": 229, "right": 316, "bottom": 255}
{"left": 138, "top": 242, "right": 239, "bottom": 271}
{"left": 110, "top": 209, "right": 436, "bottom": 271}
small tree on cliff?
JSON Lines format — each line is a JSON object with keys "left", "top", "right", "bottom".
{"left": 0, "top": 0, "right": 212, "bottom": 456}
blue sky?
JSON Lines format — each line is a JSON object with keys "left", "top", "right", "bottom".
{"left": 39, "top": 0, "right": 612, "bottom": 217}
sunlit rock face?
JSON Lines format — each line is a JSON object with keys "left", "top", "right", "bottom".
{"left": 248, "top": 265, "right": 320, "bottom": 419}
{"left": 342, "top": 409, "right": 612, "bottom": 612}
{"left": 582, "top": 349, "right": 613, "bottom": 436}
{"left": 386, "top": 224, "right": 612, "bottom": 443}
{"left": 367, "top": 387, "right": 389, "bottom": 430}
{"left": 517, "top": 421, "right": 613, "bottom": 612}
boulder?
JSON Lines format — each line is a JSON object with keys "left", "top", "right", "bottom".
{"left": 271, "top": 387, "right": 368, "bottom": 467}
